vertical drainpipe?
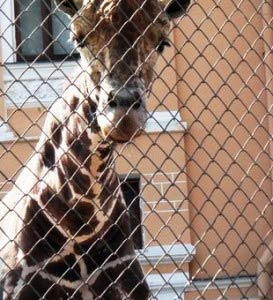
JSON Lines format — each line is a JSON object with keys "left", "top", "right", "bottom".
{"left": 262, "top": 1, "right": 273, "bottom": 198}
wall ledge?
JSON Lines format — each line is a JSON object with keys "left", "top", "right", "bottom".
{"left": 185, "top": 275, "right": 256, "bottom": 292}
{"left": 145, "top": 111, "right": 187, "bottom": 133}
{"left": 137, "top": 243, "right": 195, "bottom": 266}
{"left": 1, "top": 110, "right": 187, "bottom": 143}
{"left": 0, "top": 122, "right": 14, "bottom": 142}
{"left": 146, "top": 272, "right": 189, "bottom": 299}
{"left": 147, "top": 274, "right": 258, "bottom": 299}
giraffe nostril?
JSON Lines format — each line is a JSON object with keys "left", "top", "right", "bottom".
{"left": 132, "top": 91, "right": 142, "bottom": 109}
{"left": 108, "top": 91, "right": 118, "bottom": 108}
{"left": 132, "top": 101, "right": 141, "bottom": 110}
{"left": 107, "top": 90, "right": 143, "bottom": 109}
{"left": 133, "top": 91, "right": 141, "bottom": 101}
{"left": 109, "top": 100, "right": 118, "bottom": 108}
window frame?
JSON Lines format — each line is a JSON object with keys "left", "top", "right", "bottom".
{"left": 1, "top": 0, "right": 78, "bottom": 63}
{"left": 0, "top": 0, "right": 16, "bottom": 63}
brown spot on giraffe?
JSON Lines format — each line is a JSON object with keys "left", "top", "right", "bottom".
{"left": 42, "top": 141, "right": 56, "bottom": 168}
{"left": 61, "top": 154, "right": 91, "bottom": 194}
{"left": 20, "top": 198, "right": 67, "bottom": 263}
{"left": 70, "top": 95, "right": 79, "bottom": 111}
{"left": 44, "top": 254, "right": 82, "bottom": 281}
{"left": 51, "top": 121, "right": 63, "bottom": 147}
{"left": 66, "top": 130, "right": 92, "bottom": 168}
{"left": 57, "top": 167, "right": 73, "bottom": 200}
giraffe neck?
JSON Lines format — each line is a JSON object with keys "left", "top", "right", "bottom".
{"left": 32, "top": 87, "right": 124, "bottom": 244}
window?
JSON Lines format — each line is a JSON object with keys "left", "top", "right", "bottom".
{"left": 14, "top": 0, "right": 76, "bottom": 62}
{"left": 120, "top": 175, "right": 144, "bottom": 250}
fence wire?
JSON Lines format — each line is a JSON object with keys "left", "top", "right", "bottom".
{"left": 0, "top": 0, "right": 273, "bottom": 299}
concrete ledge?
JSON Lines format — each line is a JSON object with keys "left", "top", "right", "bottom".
{"left": 0, "top": 110, "right": 187, "bottom": 143}
{"left": 0, "top": 135, "right": 38, "bottom": 144}
{"left": 147, "top": 272, "right": 189, "bottom": 300}
{"left": 145, "top": 111, "right": 187, "bottom": 133}
{"left": 0, "top": 122, "right": 13, "bottom": 142}
{"left": 185, "top": 276, "right": 256, "bottom": 292}
{"left": 137, "top": 244, "right": 195, "bottom": 266}
{"left": 185, "top": 275, "right": 258, "bottom": 300}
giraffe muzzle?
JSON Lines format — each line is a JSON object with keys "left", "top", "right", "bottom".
{"left": 96, "top": 85, "right": 147, "bottom": 142}
{"left": 107, "top": 90, "right": 143, "bottom": 110}
{"left": 97, "top": 106, "right": 147, "bottom": 143}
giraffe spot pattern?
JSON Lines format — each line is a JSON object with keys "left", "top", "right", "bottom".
{"left": 70, "top": 96, "right": 79, "bottom": 112}
{"left": 82, "top": 100, "right": 100, "bottom": 132}
{"left": 18, "top": 273, "right": 83, "bottom": 300}
{"left": 20, "top": 199, "right": 67, "bottom": 263}
{"left": 42, "top": 141, "right": 55, "bottom": 169}
{"left": 40, "top": 188, "right": 98, "bottom": 236}
{"left": 61, "top": 155, "right": 91, "bottom": 196}
{"left": 57, "top": 167, "right": 73, "bottom": 200}
{"left": 44, "top": 254, "right": 82, "bottom": 281}
{"left": 67, "top": 132, "right": 91, "bottom": 168}
{"left": 51, "top": 122, "right": 63, "bottom": 148}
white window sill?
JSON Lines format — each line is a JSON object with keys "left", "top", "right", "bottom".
{"left": 4, "top": 61, "right": 78, "bottom": 82}
{"left": 137, "top": 243, "right": 195, "bottom": 266}
{"left": 146, "top": 111, "right": 187, "bottom": 133}
{"left": 185, "top": 276, "right": 256, "bottom": 291}
{"left": 4, "top": 61, "right": 79, "bottom": 109}
{"left": 0, "top": 122, "right": 14, "bottom": 142}
{"left": 1, "top": 110, "right": 187, "bottom": 144}
{"left": 137, "top": 244, "right": 195, "bottom": 300}
{"left": 147, "top": 272, "right": 189, "bottom": 299}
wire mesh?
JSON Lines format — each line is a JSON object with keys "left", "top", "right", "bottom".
{"left": 0, "top": 0, "right": 273, "bottom": 299}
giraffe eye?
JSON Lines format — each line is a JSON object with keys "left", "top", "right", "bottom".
{"left": 72, "top": 34, "right": 86, "bottom": 48}
{"left": 76, "top": 38, "right": 86, "bottom": 48}
{"left": 157, "top": 39, "right": 171, "bottom": 53}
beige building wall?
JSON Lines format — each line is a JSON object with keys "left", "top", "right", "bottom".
{"left": 173, "top": 0, "right": 273, "bottom": 283}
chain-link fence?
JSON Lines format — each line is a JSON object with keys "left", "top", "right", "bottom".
{"left": 0, "top": 0, "right": 273, "bottom": 299}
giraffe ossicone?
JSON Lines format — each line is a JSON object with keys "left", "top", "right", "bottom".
{"left": 0, "top": 0, "right": 190, "bottom": 299}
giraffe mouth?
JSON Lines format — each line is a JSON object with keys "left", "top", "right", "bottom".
{"left": 97, "top": 110, "right": 146, "bottom": 143}
{"left": 107, "top": 127, "right": 144, "bottom": 143}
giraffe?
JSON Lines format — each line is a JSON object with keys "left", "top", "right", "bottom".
{"left": 0, "top": 0, "right": 190, "bottom": 299}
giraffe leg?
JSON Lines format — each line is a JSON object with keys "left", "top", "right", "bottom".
{"left": 257, "top": 242, "right": 273, "bottom": 300}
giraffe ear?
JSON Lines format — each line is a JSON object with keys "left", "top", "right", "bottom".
{"left": 55, "top": 0, "right": 83, "bottom": 16}
{"left": 163, "top": 0, "right": 191, "bottom": 19}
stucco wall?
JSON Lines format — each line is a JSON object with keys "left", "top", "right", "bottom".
{"left": 174, "top": 0, "right": 273, "bottom": 280}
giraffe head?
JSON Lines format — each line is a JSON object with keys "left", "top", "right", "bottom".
{"left": 56, "top": 0, "right": 190, "bottom": 142}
